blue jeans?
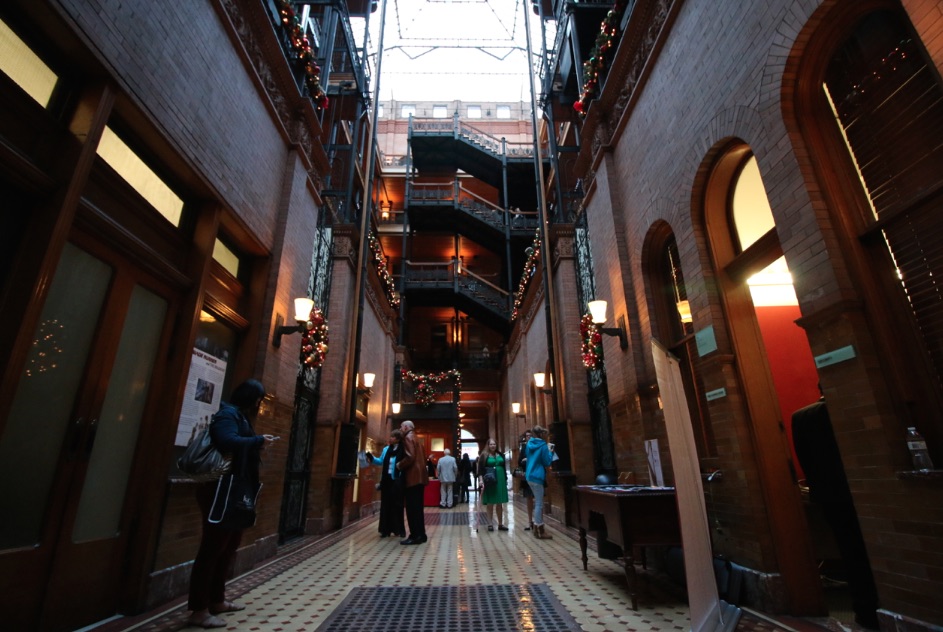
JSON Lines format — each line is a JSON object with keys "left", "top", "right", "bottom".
{"left": 530, "top": 481, "right": 545, "bottom": 525}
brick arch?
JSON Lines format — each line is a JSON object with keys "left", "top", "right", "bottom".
{"left": 675, "top": 106, "right": 766, "bottom": 232}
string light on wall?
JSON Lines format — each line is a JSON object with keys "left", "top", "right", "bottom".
{"left": 511, "top": 228, "right": 541, "bottom": 321}
{"left": 368, "top": 231, "right": 401, "bottom": 309}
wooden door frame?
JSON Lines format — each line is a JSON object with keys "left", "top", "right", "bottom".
{"left": 703, "top": 143, "right": 824, "bottom": 614}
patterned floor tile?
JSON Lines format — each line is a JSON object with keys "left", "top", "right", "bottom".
{"left": 86, "top": 496, "right": 844, "bottom": 632}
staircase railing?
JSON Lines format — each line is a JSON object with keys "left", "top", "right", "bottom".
{"left": 411, "top": 115, "right": 546, "bottom": 159}
{"left": 408, "top": 181, "right": 532, "bottom": 234}
{"left": 403, "top": 260, "right": 510, "bottom": 319}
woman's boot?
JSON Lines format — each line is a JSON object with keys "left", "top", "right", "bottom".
{"left": 538, "top": 524, "right": 552, "bottom": 539}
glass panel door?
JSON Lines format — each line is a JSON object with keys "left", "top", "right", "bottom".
{"left": 0, "top": 243, "right": 112, "bottom": 548}
{"left": 0, "top": 238, "right": 176, "bottom": 631}
{"left": 73, "top": 284, "right": 167, "bottom": 541}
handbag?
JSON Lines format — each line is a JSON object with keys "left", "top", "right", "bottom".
{"left": 208, "top": 469, "right": 262, "bottom": 530}
{"left": 177, "top": 425, "right": 230, "bottom": 481}
{"left": 483, "top": 466, "right": 497, "bottom": 488}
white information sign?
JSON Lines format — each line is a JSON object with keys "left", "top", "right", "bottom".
{"left": 175, "top": 348, "right": 228, "bottom": 446}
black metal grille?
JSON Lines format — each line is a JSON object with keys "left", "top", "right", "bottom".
{"left": 424, "top": 511, "right": 484, "bottom": 526}
{"left": 314, "top": 584, "right": 581, "bottom": 632}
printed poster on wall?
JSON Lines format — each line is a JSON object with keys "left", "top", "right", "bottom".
{"left": 174, "top": 347, "right": 228, "bottom": 446}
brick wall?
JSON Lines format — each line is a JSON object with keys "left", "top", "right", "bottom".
{"left": 571, "top": 0, "right": 943, "bottom": 624}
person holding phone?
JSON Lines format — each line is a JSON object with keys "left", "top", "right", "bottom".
{"left": 187, "top": 379, "right": 277, "bottom": 629}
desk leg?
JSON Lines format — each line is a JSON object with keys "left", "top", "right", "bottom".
{"left": 579, "top": 528, "right": 588, "bottom": 571}
{"left": 624, "top": 552, "right": 638, "bottom": 611}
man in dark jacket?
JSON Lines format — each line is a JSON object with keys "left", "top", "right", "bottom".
{"left": 396, "top": 420, "right": 429, "bottom": 545}
{"left": 792, "top": 394, "right": 879, "bottom": 630}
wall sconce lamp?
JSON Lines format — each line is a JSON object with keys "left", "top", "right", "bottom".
{"left": 380, "top": 200, "right": 392, "bottom": 221}
{"left": 587, "top": 300, "right": 628, "bottom": 350}
{"left": 391, "top": 402, "right": 401, "bottom": 415}
{"left": 357, "top": 372, "right": 376, "bottom": 396}
{"left": 511, "top": 402, "right": 521, "bottom": 414}
{"left": 272, "top": 297, "right": 315, "bottom": 347}
{"left": 676, "top": 299, "right": 693, "bottom": 324}
{"left": 533, "top": 373, "right": 553, "bottom": 394}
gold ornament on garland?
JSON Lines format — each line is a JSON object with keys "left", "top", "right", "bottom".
{"left": 300, "top": 306, "right": 329, "bottom": 368}
{"left": 580, "top": 313, "right": 603, "bottom": 370}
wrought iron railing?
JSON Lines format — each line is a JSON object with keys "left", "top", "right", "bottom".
{"left": 407, "top": 181, "right": 539, "bottom": 233}
{"left": 410, "top": 115, "right": 546, "bottom": 159}
{"left": 403, "top": 260, "right": 510, "bottom": 319}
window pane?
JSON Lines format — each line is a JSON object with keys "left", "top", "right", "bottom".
{"left": 732, "top": 156, "right": 775, "bottom": 252}
{"left": 433, "top": 105, "right": 447, "bottom": 118}
{"left": 496, "top": 105, "right": 511, "bottom": 119}
{"left": 213, "top": 238, "right": 240, "bottom": 278}
{"left": 73, "top": 285, "right": 167, "bottom": 542}
{"left": 467, "top": 105, "right": 481, "bottom": 118}
{"left": 0, "top": 244, "right": 111, "bottom": 548}
{"left": 0, "top": 19, "right": 57, "bottom": 106}
{"left": 824, "top": 11, "right": 943, "bottom": 221}
{"left": 97, "top": 126, "right": 184, "bottom": 226}
{"left": 401, "top": 105, "right": 416, "bottom": 118}
{"left": 825, "top": 11, "right": 943, "bottom": 393}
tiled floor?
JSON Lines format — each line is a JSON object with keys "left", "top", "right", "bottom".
{"left": 87, "top": 497, "right": 862, "bottom": 632}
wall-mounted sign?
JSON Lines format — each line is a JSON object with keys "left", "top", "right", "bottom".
{"left": 814, "top": 345, "right": 856, "bottom": 368}
{"left": 705, "top": 388, "right": 727, "bottom": 401}
{"left": 696, "top": 325, "right": 718, "bottom": 357}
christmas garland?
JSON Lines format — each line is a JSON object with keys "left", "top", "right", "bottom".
{"left": 580, "top": 313, "right": 603, "bottom": 370}
{"left": 368, "top": 231, "right": 400, "bottom": 308}
{"left": 510, "top": 228, "right": 541, "bottom": 321}
{"left": 401, "top": 369, "right": 462, "bottom": 408}
{"left": 275, "top": 0, "right": 329, "bottom": 110}
{"left": 574, "top": 0, "right": 629, "bottom": 118}
{"left": 300, "top": 306, "right": 329, "bottom": 368}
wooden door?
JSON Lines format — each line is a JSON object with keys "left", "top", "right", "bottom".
{"left": 0, "top": 238, "right": 176, "bottom": 631}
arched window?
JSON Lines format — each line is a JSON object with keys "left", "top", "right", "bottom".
{"left": 650, "top": 227, "right": 715, "bottom": 457}
{"left": 810, "top": 7, "right": 943, "bottom": 456}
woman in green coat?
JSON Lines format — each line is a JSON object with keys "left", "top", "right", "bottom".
{"left": 478, "top": 438, "right": 508, "bottom": 531}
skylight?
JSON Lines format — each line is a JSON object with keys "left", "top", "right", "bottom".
{"left": 351, "top": 0, "right": 554, "bottom": 102}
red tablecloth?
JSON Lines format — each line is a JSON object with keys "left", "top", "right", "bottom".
{"left": 423, "top": 480, "right": 440, "bottom": 506}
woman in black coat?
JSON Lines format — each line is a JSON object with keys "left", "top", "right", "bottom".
{"left": 187, "top": 379, "right": 277, "bottom": 629}
{"left": 368, "top": 429, "right": 406, "bottom": 537}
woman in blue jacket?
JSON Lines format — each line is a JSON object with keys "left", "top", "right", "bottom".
{"left": 524, "top": 425, "right": 554, "bottom": 540}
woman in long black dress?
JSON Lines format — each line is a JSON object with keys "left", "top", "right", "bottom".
{"left": 368, "top": 429, "right": 406, "bottom": 538}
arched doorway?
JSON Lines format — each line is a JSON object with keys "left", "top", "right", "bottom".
{"left": 704, "top": 146, "right": 824, "bottom": 614}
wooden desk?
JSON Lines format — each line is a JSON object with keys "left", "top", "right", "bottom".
{"left": 574, "top": 485, "right": 682, "bottom": 610}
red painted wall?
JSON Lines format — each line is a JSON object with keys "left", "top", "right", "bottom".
{"left": 754, "top": 304, "right": 820, "bottom": 480}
